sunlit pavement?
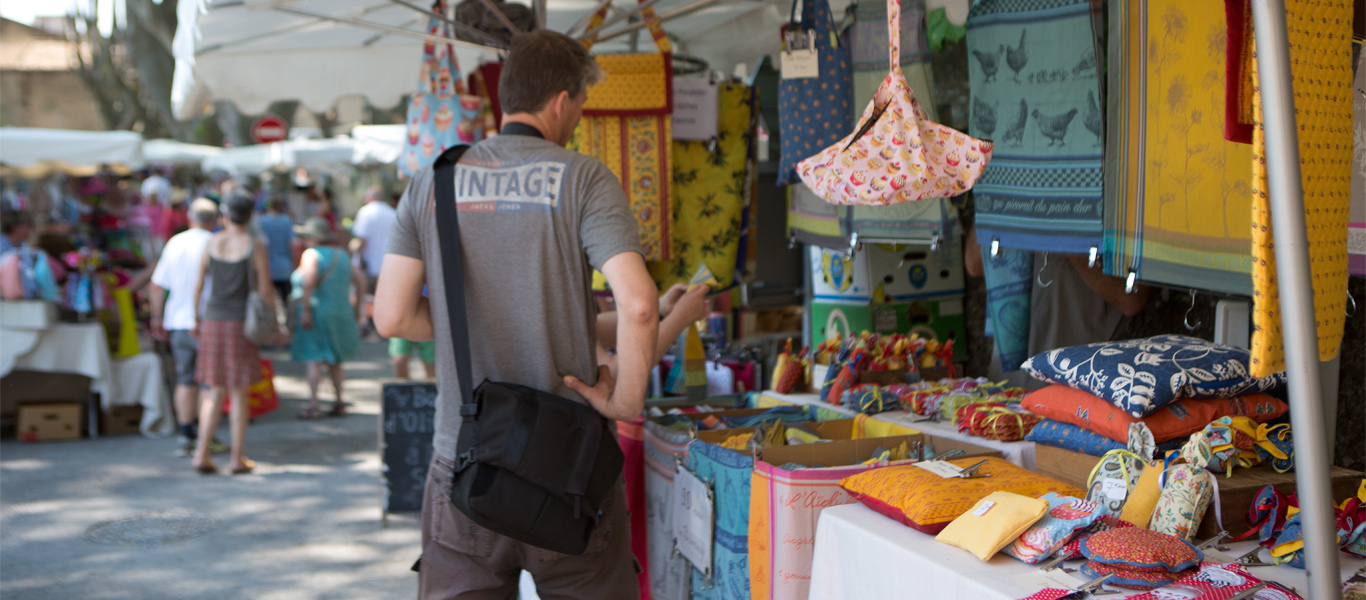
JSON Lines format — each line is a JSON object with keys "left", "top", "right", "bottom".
{"left": 1, "top": 340, "right": 425, "bottom": 600}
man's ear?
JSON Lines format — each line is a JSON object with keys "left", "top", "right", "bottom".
{"left": 550, "top": 90, "right": 572, "bottom": 118}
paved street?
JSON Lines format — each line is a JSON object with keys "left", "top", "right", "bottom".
{"left": 1, "top": 340, "right": 424, "bottom": 599}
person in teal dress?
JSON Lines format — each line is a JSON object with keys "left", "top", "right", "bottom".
{"left": 290, "top": 217, "right": 366, "bottom": 419}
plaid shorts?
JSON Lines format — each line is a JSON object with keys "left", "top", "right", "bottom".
{"left": 195, "top": 320, "right": 261, "bottom": 389}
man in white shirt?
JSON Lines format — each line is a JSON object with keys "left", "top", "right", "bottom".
{"left": 349, "top": 186, "right": 395, "bottom": 337}
{"left": 141, "top": 171, "right": 172, "bottom": 206}
{"left": 149, "top": 199, "right": 225, "bottom": 455}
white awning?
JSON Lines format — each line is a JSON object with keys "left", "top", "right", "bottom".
{"left": 143, "top": 139, "right": 224, "bottom": 164}
{"left": 201, "top": 136, "right": 358, "bottom": 176}
{"left": 350, "top": 124, "right": 406, "bottom": 165}
{"left": 0, "top": 127, "right": 144, "bottom": 177}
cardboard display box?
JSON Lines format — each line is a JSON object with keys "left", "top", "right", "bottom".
{"left": 1032, "top": 443, "right": 1366, "bottom": 538}
{"left": 809, "top": 244, "right": 965, "bottom": 305}
{"left": 809, "top": 298, "right": 966, "bottom": 361}
{"left": 102, "top": 405, "right": 143, "bottom": 436}
{"left": 17, "top": 402, "right": 83, "bottom": 442}
{"left": 1, "top": 371, "right": 92, "bottom": 418}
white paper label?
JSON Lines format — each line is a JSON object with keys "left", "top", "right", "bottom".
{"left": 671, "top": 78, "right": 719, "bottom": 141}
{"left": 913, "top": 461, "right": 964, "bottom": 478}
{"left": 781, "top": 48, "right": 819, "bottom": 79}
{"left": 1102, "top": 478, "right": 1128, "bottom": 501}
{"left": 672, "top": 465, "right": 713, "bottom": 573}
{"left": 972, "top": 500, "right": 995, "bottom": 517}
{"left": 1013, "top": 568, "right": 1091, "bottom": 594}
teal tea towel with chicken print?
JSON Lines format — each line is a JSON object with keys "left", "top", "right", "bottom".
{"left": 966, "top": 0, "right": 1106, "bottom": 255}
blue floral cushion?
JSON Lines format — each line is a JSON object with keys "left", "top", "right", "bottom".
{"left": 1021, "top": 335, "right": 1286, "bottom": 418}
{"left": 1025, "top": 420, "right": 1185, "bottom": 458}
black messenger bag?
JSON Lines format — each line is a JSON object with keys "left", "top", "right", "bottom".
{"left": 432, "top": 146, "right": 624, "bottom": 555}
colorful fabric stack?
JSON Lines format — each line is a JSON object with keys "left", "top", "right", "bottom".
{"left": 956, "top": 403, "right": 1042, "bottom": 442}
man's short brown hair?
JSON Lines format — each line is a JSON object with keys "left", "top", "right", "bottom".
{"left": 498, "top": 30, "right": 602, "bottom": 114}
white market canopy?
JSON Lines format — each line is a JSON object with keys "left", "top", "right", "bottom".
{"left": 350, "top": 124, "right": 406, "bottom": 165}
{"left": 0, "top": 127, "right": 145, "bottom": 178}
{"left": 201, "top": 136, "right": 364, "bottom": 176}
{"left": 173, "top": 0, "right": 970, "bottom": 119}
{"left": 143, "top": 139, "right": 224, "bottom": 164}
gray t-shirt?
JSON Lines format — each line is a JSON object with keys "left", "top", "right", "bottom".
{"left": 386, "top": 133, "right": 642, "bottom": 460}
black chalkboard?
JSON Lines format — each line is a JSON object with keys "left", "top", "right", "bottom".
{"left": 380, "top": 381, "right": 438, "bottom": 514}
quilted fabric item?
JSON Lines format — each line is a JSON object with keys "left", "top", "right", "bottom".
{"left": 1022, "top": 384, "right": 1288, "bottom": 444}
{"left": 1101, "top": 0, "right": 1256, "bottom": 296}
{"left": 839, "top": 456, "right": 1084, "bottom": 534}
{"left": 1026, "top": 419, "right": 1161, "bottom": 457}
{"left": 1054, "top": 515, "right": 1134, "bottom": 560}
{"left": 1081, "top": 526, "right": 1203, "bottom": 571}
{"left": 935, "top": 491, "right": 1049, "bottom": 561}
{"left": 1245, "top": 0, "right": 1353, "bottom": 378}
{"left": 797, "top": 0, "right": 994, "bottom": 205}
{"left": 966, "top": 0, "right": 1107, "bottom": 254}
{"left": 1021, "top": 335, "right": 1287, "bottom": 418}
{"left": 1086, "top": 449, "right": 1145, "bottom": 515}
{"left": 1126, "top": 563, "right": 1305, "bottom": 599}
{"left": 1080, "top": 561, "right": 1194, "bottom": 590}
{"left": 399, "top": 6, "right": 485, "bottom": 176}
{"left": 1003, "top": 493, "right": 1104, "bottom": 564}
{"left": 648, "top": 83, "right": 753, "bottom": 290}
{"left": 776, "top": 0, "right": 853, "bottom": 186}
{"left": 1149, "top": 464, "right": 1214, "bottom": 541}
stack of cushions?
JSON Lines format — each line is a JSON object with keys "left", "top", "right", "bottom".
{"left": 1078, "top": 527, "right": 1203, "bottom": 589}
{"left": 1020, "top": 335, "right": 1287, "bottom": 457}
{"left": 838, "top": 457, "right": 1085, "bottom": 534}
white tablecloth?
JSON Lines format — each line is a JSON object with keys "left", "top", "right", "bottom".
{"left": 808, "top": 503, "right": 1353, "bottom": 600}
{"left": 110, "top": 352, "right": 176, "bottom": 437}
{"left": 873, "top": 412, "right": 1037, "bottom": 470}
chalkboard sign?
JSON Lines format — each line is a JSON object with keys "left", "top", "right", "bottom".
{"left": 380, "top": 381, "right": 438, "bottom": 514}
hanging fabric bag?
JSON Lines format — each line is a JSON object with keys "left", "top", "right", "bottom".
{"left": 776, "top": 0, "right": 854, "bottom": 186}
{"left": 399, "top": 1, "right": 486, "bottom": 176}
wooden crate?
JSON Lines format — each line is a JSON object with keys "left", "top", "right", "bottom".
{"left": 1032, "top": 444, "right": 1365, "bottom": 538}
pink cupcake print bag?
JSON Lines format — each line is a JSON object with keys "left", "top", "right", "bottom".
{"left": 399, "top": 1, "right": 486, "bottom": 176}
{"left": 796, "top": 0, "right": 993, "bottom": 205}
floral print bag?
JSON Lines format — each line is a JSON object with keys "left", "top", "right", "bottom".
{"left": 399, "top": 1, "right": 485, "bottom": 176}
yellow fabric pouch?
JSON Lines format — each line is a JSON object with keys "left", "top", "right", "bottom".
{"left": 1119, "top": 461, "right": 1164, "bottom": 527}
{"left": 936, "top": 491, "right": 1048, "bottom": 561}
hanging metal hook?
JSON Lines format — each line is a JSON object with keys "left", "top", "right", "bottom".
{"left": 1348, "top": 290, "right": 1357, "bottom": 317}
{"left": 1036, "top": 252, "right": 1053, "bottom": 288}
{"left": 1184, "top": 289, "right": 1201, "bottom": 331}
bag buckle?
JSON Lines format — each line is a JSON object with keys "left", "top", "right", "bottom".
{"left": 460, "top": 404, "right": 479, "bottom": 418}
{"left": 455, "top": 449, "right": 478, "bottom": 472}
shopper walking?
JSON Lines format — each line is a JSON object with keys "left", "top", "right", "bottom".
{"left": 191, "top": 193, "right": 277, "bottom": 475}
{"left": 290, "top": 217, "right": 365, "bottom": 419}
{"left": 258, "top": 195, "right": 296, "bottom": 306}
{"left": 150, "top": 199, "right": 227, "bottom": 457}
{"left": 374, "top": 30, "right": 657, "bottom": 599}
{"left": 349, "top": 185, "right": 394, "bottom": 339}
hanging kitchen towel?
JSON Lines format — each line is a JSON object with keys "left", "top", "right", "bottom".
{"left": 1245, "top": 0, "right": 1353, "bottom": 378}
{"left": 1101, "top": 0, "right": 1256, "bottom": 296}
{"left": 777, "top": 0, "right": 854, "bottom": 186}
{"left": 399, "top": 3, "right": 485, "bottom": 176}
{"left": 797, "top": 0, "right": 993, "bottom": 206}
{"left": 1352, "top": 50, "right": 1365, "bottom": 277}
{"left": 848, "top": 196, "right": 957, "bottom": 244}
{"left": 788, "top": 183, "right": 848, "bottom": 248}
{"left": 571, "top": 0, "right": 673, "bottom": 261}
{"left": 966, "top": 0, "right": 1106, "bottom": 255}
{"left": 981, "top": 246, "right": 1033, "bottom": 371}
{"left": 851, "top": 0, "right": 938, "bottom": 122}
{"left": 686, "top": 439, "right": 755, "bottom": 600}
{"left": 648, "top": 83, "right": 753, "bottom": 290}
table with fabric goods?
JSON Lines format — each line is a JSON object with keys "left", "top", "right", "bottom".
{"left": 807, "top": 503, "right": 1355, "bottom": 600}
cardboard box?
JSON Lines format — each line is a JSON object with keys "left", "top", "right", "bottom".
{"left": 809, "top": 243, "right": 964, "bottom": 305}
{"left": 102, "top": 405, "right": 143, "bottom": 436}
{"left": 758, "top": 432, "right": 1002, "bottom": 467}
{"left": 809, "top": 298, "right": 967, "bottom": 361}
{"left": 1, "top": 371, "right": 92, "bottom": 417}
{"left": 17, "top": 402, "right": 83, "bottom": 442}
{"left": 1032, "top": 444, "right": 1366, "bottom": 538}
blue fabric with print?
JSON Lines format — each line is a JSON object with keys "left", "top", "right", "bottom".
{"left": 982, "top": 247, "right": 1034, "bottom": 370}
{"left": 1021, "top": 335, "right": 1287, "bottom": 418}
{"left": 1003, "top": 492, "right": 1104, "bottom": 564}
{"left": 1026, "top": 419, "right": 1185, "bottom": 457}
{"left": 777, "top": 0, "right": 853, "bottom": 186}
{"left": 686, "top": 439, "right": 753, "bottom": 600}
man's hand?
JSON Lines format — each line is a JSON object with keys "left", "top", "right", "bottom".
{"left": 670, "top": 284, "right": 711, "bottom": 324}
{"left": 658, "top": 283, "right": 689, "bottom": 318}
{"left": 563, "top": 365, "right": 625, "bottom": 420}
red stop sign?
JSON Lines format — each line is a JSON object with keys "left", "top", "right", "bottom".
{"left": 251, "top": 115, "right": 289, "bottom": 144}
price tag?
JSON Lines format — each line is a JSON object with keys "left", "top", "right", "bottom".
{"left": 781, "top": 48, "right": 819, "bottom": 79}
{"left": 972, "top": 500, "right": 995, "bottom": 517}
{"left": 1012, "top": 568, "right": 1091, "bottom": 594}
{"left": 672, "top": 465, "right": 713, "bottom": 574}
{"left": 913, "top": 461, "right": 964, "bottom": 478}
{"left": 1101, "top": 478, "right": 1128, "bottom": 501}
{"left": 671, "top": 77, "right": 719, "bottom": 141}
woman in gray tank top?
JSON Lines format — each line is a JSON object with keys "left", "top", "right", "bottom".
{"left": 191, "top": 193, "right": 279, "bottom": 475}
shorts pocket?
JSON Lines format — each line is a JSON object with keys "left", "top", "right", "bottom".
{"left": 427, "top": 462, "right": 495, "bottom": 558}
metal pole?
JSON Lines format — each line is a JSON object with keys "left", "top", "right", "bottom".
{"left": 386, "top": 0, "right": 508, "bottom": 47}
{"left": 271, "top": 6, "right": 506, "bottom": 55}
{"left": 1247, "top": 1, "right": 1341, "bottom": 598}
{"left": 591, "top": 0, "right": 721, "bottom": 44}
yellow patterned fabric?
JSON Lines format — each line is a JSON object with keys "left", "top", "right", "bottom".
{"left": 573, "top": 115, "right": 671, "bottom": 261}
{"left": 584, "top": 53, "right": 671, "bottom": 114}
{"left": 1247, "top": 0, "right": 1353, "bottom": 378}
{"left": 838, "top": 457, "right": 1085, "bottom": 534}
{"left": 647, "top": 83, "right": 752, "bottom": 290}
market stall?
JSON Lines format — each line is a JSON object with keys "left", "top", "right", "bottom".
{"left": 0, "top": 128, "right": 144, "bottom": 178}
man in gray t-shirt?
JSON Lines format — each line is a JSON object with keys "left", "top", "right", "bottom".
{"left": 374, "top": 30, "right": 658, "bottom": 599}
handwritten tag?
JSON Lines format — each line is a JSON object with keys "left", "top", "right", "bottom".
{"left": 913, "top": 461, "right": 964, "bottom": 479}
{"left": 1101, "top": 479, "right": 1128, "bottom": 501}
{"left": 672, "top": 465, "right": 713, "bottom": 573}
{"left": 972, "top": 500, "right": 995, "bottom": 517}
{"left": 781, "top": 48, "right": 819, "bottom": 79}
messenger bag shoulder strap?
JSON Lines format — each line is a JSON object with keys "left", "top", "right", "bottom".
{"left": 432, "top": 145, "right": 478, "bottom": 438}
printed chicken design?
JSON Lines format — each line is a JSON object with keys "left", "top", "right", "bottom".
{"left": 1002, "top": 99, "right": 1028, "bottom": 146}
{"left": 973, "top": 97, "right": 999, "bottom": 137}
{"left": 971, "top": 46, "right": 1003, "bottom": 83}
{"left": 1084, "top": 90, "right": 1103, "bottom": 145}
{"left": 1032, "top": 107, "right": 1078, "bottom": 146}
{"left": 1005, "top": 30, "right": 1028, "bottom": 82}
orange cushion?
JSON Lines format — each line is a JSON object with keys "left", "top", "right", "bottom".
{"left": 839, "top": 457, "right": 1085, "bottom": 534}
{"left": 1021, "top": 385, "right": 1287, "bottom": 444}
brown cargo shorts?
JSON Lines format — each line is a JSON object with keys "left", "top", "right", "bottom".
{"left": 418, "top": 455, "right": 639, "bottom": 600}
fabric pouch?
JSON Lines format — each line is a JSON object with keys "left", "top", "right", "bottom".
{"left": 1149, "top": 463, "right": 1217, "bottom": 541}
{"left": 935, "top": 491, "right": 1048, "bottom": 561}
{"left": 1053, "top": 515, "right": 1134, "bottom": 560}
{"left": 1085, "top": 449, "right": 1145, "bottom": 516}
{"left": 1079, "top": 561, "right": 1194, "bottom": 590}
{"left": 1118, "top": 461, "right": 1164, "bottom": 528}
{"left": 1080, "top": 526, "right": 1203, "bottom": 571}
{"left": 1003, "top": 493, "right": 1104, "bottom": 564}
